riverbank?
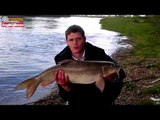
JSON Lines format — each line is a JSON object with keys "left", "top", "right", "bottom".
{"left": 112, "top": 46, "right": 160, "bottom": 105}
{"left": 33, "top": 41, "right": 160, "bottom": 105}
{"left": 33, "top": 16, "right": 160, "bottom": 105}
{"left": 102, "top": 16, "right": 160, "bottom": 105}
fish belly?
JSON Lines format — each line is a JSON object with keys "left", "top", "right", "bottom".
{"left": 66, "top": 72, "right": 101, "bottom": 84}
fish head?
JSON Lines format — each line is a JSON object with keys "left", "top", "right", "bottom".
{"left": 102, "top": 64, "right": 121, "bottom": 78}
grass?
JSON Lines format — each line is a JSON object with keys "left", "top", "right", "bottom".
{"left": 100, "top": 15, "right": 160, "bottom": 58}
{"left": 138, "top": 98, "right": 156, "bottom": 105}
{"left": 143, "top": 84, "right": 160, "bottom": 95}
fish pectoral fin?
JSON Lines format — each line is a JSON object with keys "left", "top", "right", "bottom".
{"left": 95, "top": 78, "right": 105, "bottom": 93}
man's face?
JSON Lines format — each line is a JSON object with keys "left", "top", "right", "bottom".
{"left": 66, "top": 32, "right": 86, "bottom": 54}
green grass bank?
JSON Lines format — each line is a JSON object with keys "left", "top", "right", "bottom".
{"left": 100, "top": 15, "right": 160, "bottom": 58}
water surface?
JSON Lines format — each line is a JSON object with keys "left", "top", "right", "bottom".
{"left": 0, "top": 16, "right": 129, "bottom": 105}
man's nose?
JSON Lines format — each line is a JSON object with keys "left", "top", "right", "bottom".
{"left": 73, "top": 39, "right": 78, "bottom": 45}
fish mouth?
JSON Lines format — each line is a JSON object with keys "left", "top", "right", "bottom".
{"left": 103, "top": 72, "right": 119, "bottom": 81}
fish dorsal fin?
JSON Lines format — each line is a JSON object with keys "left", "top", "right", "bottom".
{"left": 57, "top": 59, "right": 74, "bottom": 65}
{"left": 84, "top": 60, "right": 116, "bottom": 65}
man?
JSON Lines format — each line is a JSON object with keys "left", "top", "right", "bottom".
{"left": 54, "top": 25, "right": 125, "bottom": 106}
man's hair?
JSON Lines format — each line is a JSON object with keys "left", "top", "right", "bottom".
{"left": 65, "top": 25, "right": 85, "bottom": 39}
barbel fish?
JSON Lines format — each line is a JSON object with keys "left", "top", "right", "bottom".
{"left": 15, "top": 60, "right": 121, "bottom": 99}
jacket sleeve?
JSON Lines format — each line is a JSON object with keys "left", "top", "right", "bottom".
{"left": 102, "top": 68, "right": 125, "bottom": 104}
{"left": 85, "top": 45, "right": 126, "bottom": 104}
{"left": 57, "top": 84, "right": 71, "bottom": 101}
{"left": 93, "top": 49, "right": 126, "bottom": 104}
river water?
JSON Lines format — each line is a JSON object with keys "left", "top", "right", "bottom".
{"left": 0, "top": 15, "right": 129, "bottom": 105}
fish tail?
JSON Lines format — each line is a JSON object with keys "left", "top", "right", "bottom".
{"left": 15, "top": 78, "right": 40, "bottom": 99}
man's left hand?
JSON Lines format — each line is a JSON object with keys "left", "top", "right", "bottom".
{"left": 103, "top": 72, "right": 119, "bottom": 82}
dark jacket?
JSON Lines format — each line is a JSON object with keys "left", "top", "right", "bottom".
{"left": 54, "top": 42, "right": 125, "bottom": 106}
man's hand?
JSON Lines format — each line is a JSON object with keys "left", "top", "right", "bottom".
{"left": 95, "top": 72, "right": 119, "bottom": 92}
{"left": 103, "top": 72, "right": 119, "bottom": 82}
{"left": 54, "top": 69, "right": 71, "bottom": 91}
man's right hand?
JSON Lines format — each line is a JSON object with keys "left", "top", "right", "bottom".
{"left": 54, "top": 69, "right": 71, "bottom": 91}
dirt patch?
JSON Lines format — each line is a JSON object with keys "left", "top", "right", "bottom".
{"left": 34, "top": 90, "right": 66, "bottom": 105}
{"left": 112, "top": 47, "right": 160, "bottom": 105}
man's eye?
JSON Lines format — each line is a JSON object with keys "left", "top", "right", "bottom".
{"left": 69, "top": 39, "right": 73, "bottom": 42}
{"left": 77, "top": 38, "right": 81, "bottom": 41}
